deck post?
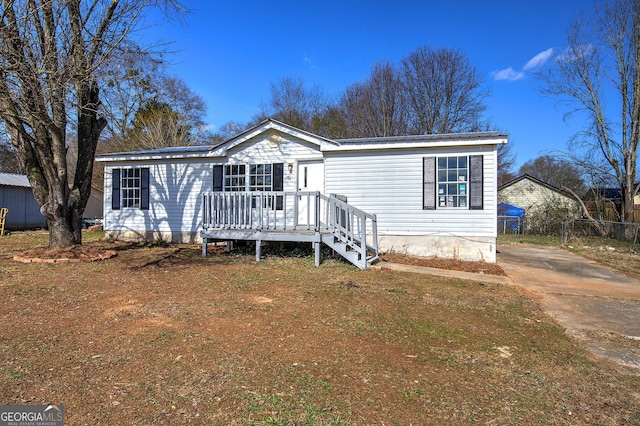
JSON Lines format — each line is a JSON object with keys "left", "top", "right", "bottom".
{"left": 256, "top": 239, "right": 262, "bottom": 262}
{"left": 314, "top": 236, "right": 321, "bottom": 267}
{"left": 314, "top": 191, "right": 321, "bottom": 232}
{"left": 202, "top": 237, "right": 208, "bottom": 257}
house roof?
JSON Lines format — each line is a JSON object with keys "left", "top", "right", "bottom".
{"left": 0, "top": 172, "right": 30, "bottom": 188}
{"left": 96, "top": 119, "right": 336, "bottom": 162}
{"left": 208, "top": 119, "right": 340, "bottom": 157}
{"left": 96, "top": 118, "right": 508, "bottom": 161}
{"left": 587, "top": 187, "right": 622, "bottom": 200}
{"left": 498, "top": 174, "right": 573, "bottom": 198}
{"left": 337, "top": 131, "right": 507, "bottom": 145}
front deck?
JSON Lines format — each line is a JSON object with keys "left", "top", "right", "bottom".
{"left": 200, "top": 191, "right": 379, "bottom": 269}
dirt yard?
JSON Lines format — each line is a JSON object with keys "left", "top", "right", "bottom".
{"left": 1, "top": 232, "right": 639, "bottom": 425}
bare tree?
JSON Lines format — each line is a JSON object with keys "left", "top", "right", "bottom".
{"left": 0, "top": 126, "right": 21, "bottom": 173}
{"left": 539, "top": 0, "right": 640, "bottom": 226}
{"left": 401, "top": 46, "right": 490, "bottom": 134}
{"left": 102, "top": 75, "right": 208, "bottom": 153}
{"left": 210, "top": 121, "right": 251, "bottom": 144}
{"left": 0, "top": 0, "right": 184, "bottom": 247}
{"left": 264, "top": 77, "right": 326, "bottom": 130}
{"left": 99, "top": 48, "right": 162, "bottom": 147}
{"left": 518, "top": 155, "right": 586, "bottom": 194}
{"left": 340, "top": 61, "right": 409, "bottom": 137}
{"left": 311, "top": 105, "right": 348, "bottom": 139}
{"left": 125, "top": 100, "right": 191, "bottom": 150}
{"left": 497, "top": 142, "right": 517, "bottom": 187}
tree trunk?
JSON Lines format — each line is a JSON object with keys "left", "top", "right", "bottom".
{"left": 47, "top": 214, "right": 81, "bottom": 247}
{"left": 622, "top": 186, "right": 636, "bottom": 239}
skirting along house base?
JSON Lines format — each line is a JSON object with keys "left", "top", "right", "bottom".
{"left": 98, "top": 119, "right": 507, "bottom": 268}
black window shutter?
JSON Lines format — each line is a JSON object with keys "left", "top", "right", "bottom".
{"left": 273, "top": 163, "right": 284, "bottom": 191}
{"left": 469, "top": 155, "right": 483, "bottom": 210}
{"left": 140, "top": 167, "right": 150, "bottom": 210}
{"left": 423, "top": 157, "right": 436, "bottom": 210}
{"left": 213, "top": 165, "right": 223, "bottom": 191}
{"left": 273, "top": 163, "right": 284, "bottom": 210}
{"left": 112, "top": 169, "right": 121, "bottom": 210}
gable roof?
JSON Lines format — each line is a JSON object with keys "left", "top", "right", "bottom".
{"left": 208, "top": 119, "right": 340, "bottom": 156}
{"left": 498, "top": 174, "right": 572, "bottom": 198}
{"left": 0, "top": 172, "right": 30, "bottom": 188}
{"left": 96, "top": 119, "right": 338, "bottom": 162}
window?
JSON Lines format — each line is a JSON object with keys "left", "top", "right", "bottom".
{"left": 122, "top": 168, "right": 141, "bottom": 208}
{"left": 214, "top": 163, "right": 283, "bottom": 193}
{"left": 437, "top": 156, "right": 468, "bottom": 208}
{"left": 213, "top": 163, "right": 284, "bottom": 210}
{"left": 112, "top": 167, "right": 149, "bottom": 210}
{"left": 224, "top": 165, "right": 246, "bottom": 191}
{"left": 249, "top": 164, "right": 272, "bottom": 191}
{"left": 423, "top": 155, "right": 483, "bottom": 210}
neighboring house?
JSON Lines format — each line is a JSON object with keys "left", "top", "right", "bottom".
{"left": 84, "top": 186, "right": 104, "bottom": 220}
{"left": 97, "top": 119, "right": 507, "bottom": 265}
{"left": 498, "top": 174, "right": 581, "bottom": 222}
{"left": 0, "top": 172, "right": 46, "bottom": 230}
{"left": 583, "top": 187, "right": 640, "bottom": 204}
{"left": 583, "top": 186, "right": 640, "bottom": 222}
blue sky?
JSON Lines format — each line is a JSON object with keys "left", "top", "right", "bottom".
{"left": 142, "top": 0, "right": 592, "bottom": 169}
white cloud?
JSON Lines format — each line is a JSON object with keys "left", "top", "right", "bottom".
{"left": 523, "top": 48, "right": 554, "bottom": 70}
{"left": 556, "top": 44, "right": 593, "bottom": 62}
{"left": 492, "top": 67, "right": 525, "bottom": 81}
{"left": 493, "top": 48, "right": 554, "bottom": 82}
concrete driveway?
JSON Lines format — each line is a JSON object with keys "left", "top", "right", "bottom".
{"left": 497, "top": 244, "right": 640, "bottom": 373}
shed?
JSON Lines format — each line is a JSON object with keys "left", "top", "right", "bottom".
{"left": 0, "top": 172, "right": 46, "bottom": 230}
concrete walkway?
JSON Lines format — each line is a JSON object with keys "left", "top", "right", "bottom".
{"left": 372, "top": 261, "right": 513, "bottom": 285}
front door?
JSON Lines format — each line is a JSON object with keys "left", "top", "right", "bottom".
{"left": 297, "top": 161, "right": 324, "bottom": 226}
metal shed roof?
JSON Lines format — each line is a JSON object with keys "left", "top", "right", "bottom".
{"left": 0, "top": 172, "right": 30, "bottom": 188}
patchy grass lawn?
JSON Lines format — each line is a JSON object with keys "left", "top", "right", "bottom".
{"left": 1, "top": 232, "right": 640, "bottom": 425}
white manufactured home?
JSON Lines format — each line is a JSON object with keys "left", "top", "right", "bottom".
{"left": 97, "top": 119, "right": 507, "bottom": 268}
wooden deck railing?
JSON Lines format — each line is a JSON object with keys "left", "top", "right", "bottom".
{"left": 201, "top": 191, "right": 378, "bottom": 265}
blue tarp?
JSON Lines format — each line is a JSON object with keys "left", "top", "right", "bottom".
{"left": 498, "top": 203, "right": 525, "bottom": 217}
{"left": 498, "top": 203, "right": 525, "bottom": 232}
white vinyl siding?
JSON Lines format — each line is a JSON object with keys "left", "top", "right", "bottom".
{"left": 224, "top": 133, "right": 323, "bottom": 194}
{"left": 325, "top": 145, "right": 497, "bottom": 237}
{"left": 103, "top": 132, "right": 325, "bottom": 239}
{"left": 104, "top": 160, "right": 212, "bottom": 237}
{"left": 99, "top": 119, "right": 504, "bottom": 259}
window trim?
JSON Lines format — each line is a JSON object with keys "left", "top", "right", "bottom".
{"left": 112, "top": 167, "right": 150, "bottom": 211}
{"left": 212, "top": 163, "right": 284, "bottom": 210}
{"left": 437, "top": 155, "right": 469, "bottom": 209}
{"left": 423, "top": 155, "right": 483, "bottom": 211}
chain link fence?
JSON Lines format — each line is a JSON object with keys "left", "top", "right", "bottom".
{"left": 498, "top": 216, "right": 640, "bottom": 251}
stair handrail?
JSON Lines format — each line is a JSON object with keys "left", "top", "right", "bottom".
{"left": 321, "top": 194, "right": 378, "bottom": 261}
{"left": 202, "top": 191, "right": 379, "bottom": 265}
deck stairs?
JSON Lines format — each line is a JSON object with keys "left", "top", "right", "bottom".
{"left": 201, "top": 191, "right": 378, "bottom": 270}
